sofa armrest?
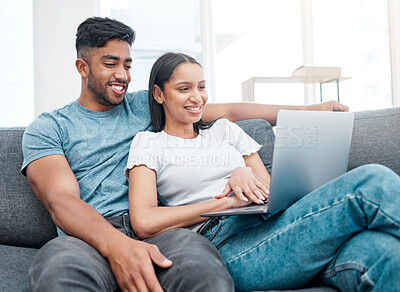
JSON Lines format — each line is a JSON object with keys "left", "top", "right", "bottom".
{"left": 0, "top": 127, "right": 57, "bottom": 248}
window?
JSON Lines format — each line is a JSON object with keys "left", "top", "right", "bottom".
{"left": 2, "top": 0, "right": 397, "bottom": 128}
{"left": 313, "top": 0, "right": 392, "bottom": 111}
{"left": 212, "top": 0, "right": 304, "bottom": 104}
{"left": 211, "top": 0, "right": 394, "bottom": 110}
{"left": 101, "top": 0, "right": 202, "bottom": 92}
{"left": 0, "top": 0, "right": 34, "bottom": 126}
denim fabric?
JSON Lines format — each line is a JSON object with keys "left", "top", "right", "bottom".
{"left": 30, "top": 214, "right": 234, "bottom": 292}
{"left": 201, "top": 164, "right": 400, "bottom": 291}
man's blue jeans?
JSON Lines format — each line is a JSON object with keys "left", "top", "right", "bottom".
{"left": 201, "top": 164, "right": 400, "bottom": 291}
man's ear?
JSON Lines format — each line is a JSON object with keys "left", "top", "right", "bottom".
{"left": 75, "top": 58, "right": 90, "bottom": 78}
{"left": 153, "top": 85, "right": 164, "bottom": 104}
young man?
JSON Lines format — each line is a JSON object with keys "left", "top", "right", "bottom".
{"left": 22, "top": 17, "right": 347, "bottom": 292}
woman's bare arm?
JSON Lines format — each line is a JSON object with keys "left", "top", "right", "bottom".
{"left": 128, "top": 165, "right": 246, "bottom": 239}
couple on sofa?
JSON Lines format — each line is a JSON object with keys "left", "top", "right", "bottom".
{"left": 22, "top": 17, "right": 400, "bottom": 291}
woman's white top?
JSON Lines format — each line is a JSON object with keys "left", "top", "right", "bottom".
{"left": 125, "top": 119, "right": 261, "bottom": 210}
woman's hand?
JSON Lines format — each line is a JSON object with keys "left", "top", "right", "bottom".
{"left": 215, "top": 166, "right": 269, "bottom": 204}
{"left": 225, "top": 193, "right": 254, "bottom": 208}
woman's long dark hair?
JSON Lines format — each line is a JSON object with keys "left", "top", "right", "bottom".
{"left": 148, "top": 52, "right": 217, "bottom": 134}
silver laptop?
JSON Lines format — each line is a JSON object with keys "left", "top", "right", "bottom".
{"left": 201, "top": 110, "right": 354, "bottom": 217}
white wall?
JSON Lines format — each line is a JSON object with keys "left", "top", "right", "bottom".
{"left": 0, "top": 0, "right": 34, "bottom": 127}
{"left": 33, "top": 0, "right": 100, "bottom": 116}
{"left": 389, "top": 0, "right": 400, "bottom": 107}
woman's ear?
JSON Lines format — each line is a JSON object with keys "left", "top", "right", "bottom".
{"left": 75, "top": 58, "right": 90, "bottom": 79}
{"left": 153, "top": 85, "right": 164, "bottom": 104}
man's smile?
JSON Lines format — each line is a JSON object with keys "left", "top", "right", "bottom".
{"left": 108, "top": 81, "right": 128, "bottom": 96}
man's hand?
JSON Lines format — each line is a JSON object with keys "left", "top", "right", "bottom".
{"left": 215, "top": 166, "right": 269, "bottom": 204}
{"left": 107, "top": 235, "right": 172, "bottom": 292}
{"left": 306, "top": 100, "right": 349, "bottom": 112}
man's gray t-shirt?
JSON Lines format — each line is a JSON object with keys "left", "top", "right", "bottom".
{"left": 21, "top": 90, "right": 151, "bottom": 229}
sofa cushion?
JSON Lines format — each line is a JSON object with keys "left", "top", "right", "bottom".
{"left": 0, "top": 244, "right": 38, "bottom": 292}
{"left": 349, "top": 107, "right": 400, "bottom": 175}
{"left": 0, "top": 128, "right": 57, "bottom": 248}
{"left": 236, "top": 119, "right": 275, "bottom": 174}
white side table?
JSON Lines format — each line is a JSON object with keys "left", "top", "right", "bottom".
{"left": 242, "top": 76, "right": 351, "bottom": 102}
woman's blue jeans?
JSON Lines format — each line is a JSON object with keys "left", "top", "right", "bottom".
{"left": 201, "top": 164, "right": 400, "bottom": 291}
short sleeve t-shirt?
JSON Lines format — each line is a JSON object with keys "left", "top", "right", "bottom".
{"left": 22, "top": 90, "right": 151, "bottom": 228}
{"left": 125, "top": 119, "right": 261, "bottom": 207}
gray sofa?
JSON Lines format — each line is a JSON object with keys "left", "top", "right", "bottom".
{"left": 1, "top": 107, "right": 399, "bottom": 292}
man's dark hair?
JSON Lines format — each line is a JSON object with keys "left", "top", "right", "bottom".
{"left": 75, "top": 17, "right": 135, "bottom": 62}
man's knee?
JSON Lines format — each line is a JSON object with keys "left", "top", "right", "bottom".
{"left": 157, "top": 253, "right": 234, "bottom": 292}
{"left": 147, "top": 228, "right": 222, "bottom": 260}
{"left": 149, "top": 229, "right": 234, "bottom": 291}
{"left": 30, "top": 236, "right": 116, "bottom": 292}
{"left": 168, "top": 255, "right": 234, "bottom": 291}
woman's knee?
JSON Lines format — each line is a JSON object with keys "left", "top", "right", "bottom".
{"left": 351, "top": 164, "right": 397, "bottom": 182}
{"left": 320, "top": 231, "right": 400, "bottom": 290}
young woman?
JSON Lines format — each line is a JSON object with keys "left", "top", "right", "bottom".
{"left": 126, "top": 52, "right": 400, "bottom": 291}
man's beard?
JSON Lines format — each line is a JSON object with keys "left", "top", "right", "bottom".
{"left": 87, "top": 70, "right": 124, "bottom": 107}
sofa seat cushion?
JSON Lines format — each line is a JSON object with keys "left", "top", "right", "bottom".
{"left": 0, "top": 244, "right": 37, "bottom": 292}
{"left": 236, "top": 119, "right": 275, "bottom": 174}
